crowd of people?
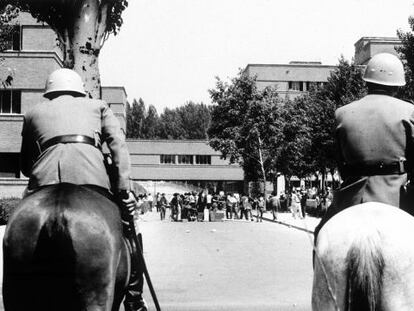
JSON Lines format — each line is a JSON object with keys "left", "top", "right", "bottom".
{"left": 134, "top": 187, "right": 334, "bottom": 222}
{"left": 281, "top": 187, "right": 334, "bottom": 219}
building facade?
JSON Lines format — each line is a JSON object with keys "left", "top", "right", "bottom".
{"left": 127, "top": 140, "right": 244, "bottom": 193}
{"left": 245, "top": 61, "right": 337, "bottom": 100}
{"left": 354, "top": 36, "right": 401, "bottom": 65}
{"left": 0, "top": 13, "right": 244, "bottom": 197}
{"left": 0, "top": 12, "right": 127, "bottom": 197}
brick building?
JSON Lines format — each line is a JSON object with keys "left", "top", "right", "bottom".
{"left": 0, "top": 12, "right": 243, "bottom": 197}
{"left": 0, "top": 12, "right": 127, "bottom": 197}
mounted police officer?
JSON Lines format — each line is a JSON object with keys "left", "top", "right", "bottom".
{"left": 315, "top": 52, "right": 414, "bottom": 240}
{"left": 20, "top": 68, "right": 147, "bottom": 311}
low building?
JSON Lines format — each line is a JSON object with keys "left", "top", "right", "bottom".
{"left": 127, "top": 140, "right": 244, "bottom": 193}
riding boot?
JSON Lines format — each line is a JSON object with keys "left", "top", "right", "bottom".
{"left": 123, "top": 221, "right": 148, "bottom": 311}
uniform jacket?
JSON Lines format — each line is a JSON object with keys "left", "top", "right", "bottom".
{"left": 334, "top": 93, "right": 414, "bottom": 211}
{"left": 20, "top": 95, "right": 131, "bottom": 192}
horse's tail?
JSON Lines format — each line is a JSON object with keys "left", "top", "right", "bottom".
{"left": 346, "top": 232, "right": 385, "bottom": 311}
{"left": 32, "top": 188, "right": 81, "bottom": 309}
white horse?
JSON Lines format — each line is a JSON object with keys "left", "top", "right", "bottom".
{"left": 312, "top": 202, "right": 414, "bottom": 311}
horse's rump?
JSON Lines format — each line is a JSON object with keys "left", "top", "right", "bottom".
{"left": 312, "top": 202, "right": 414, "bottom": 311}
{"left": 3, "top": 183, "right": 128, "bottom": 311}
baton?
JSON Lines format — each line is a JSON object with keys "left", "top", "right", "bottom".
{"left": 127, "top": 215, "right": 161, "bottom": 311}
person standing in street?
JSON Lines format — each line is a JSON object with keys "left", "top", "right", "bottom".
{"left": 256, "top": 194, "right": 265, "bottom": 222}
{"left": 290, "top": 189, "right": 301, "bottom": 219}
{"left": 159, "top": 193, "right": 168, "bottom": 220}
{"left": 268, "top": 192, "right": 281, "bottom": 220}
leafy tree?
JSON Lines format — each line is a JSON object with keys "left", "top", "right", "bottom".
{"left": 208, "top": 70, "right": 285, "bottom": 197}
{"left": 157, "top": 108, "right": 186, "bottom": 139}
{"left": 277, "top": 98, "right": 312, "bottom": 190}
{"left": 176, "top": 101, "right": 211, "bottom": 139}
{"left": 156, "top": 102, "right": 211, "bottom": 139}
{"left": 397, "top": 16, "right": 414, "bottom": 102}
{"left": 126, "top": 98, "right": 146, "bottom": 139}
{"left": 239, "top": 88, "right": 285, "bottom": 197}
{"left": 301, "top": 57, "right": 366, "bottom": 188}
{"left": 0, "top": 5, "right": 18, "bottom": 87}
{"left": 1, "top": 0, "right": 128, "bottom": 98}
{"left": 142, "top": 104, "right": 159, "bottom": 139}
{"left": 208, "top": 70, "right": 259, "bottom": 164}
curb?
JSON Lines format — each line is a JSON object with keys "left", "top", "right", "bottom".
{"left": 254, "top": 215, "right": 315, "bottom": 234}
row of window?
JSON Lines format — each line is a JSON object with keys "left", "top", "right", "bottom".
{"left": 160, "top": 155, "right": 212, "bottom": 165}
{"left": 288, "top": 81, "right": 326, "bottom": 91}
{"left": 0, "top": 90, "right": 21, "bottom": 114}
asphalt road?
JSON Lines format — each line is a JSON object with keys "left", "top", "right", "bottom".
{"left": 139, "top": 211, "right": 314, "bottom": 311}
{"left": 0, "top": 212, "right": 315, "bottom": 311}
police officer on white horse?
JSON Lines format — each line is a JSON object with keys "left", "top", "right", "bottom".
{"left": 314, "top": 53, "right": 414, "bottom": 239}
{"left": 20, "top": 68, "right": 147, "bottom": 311}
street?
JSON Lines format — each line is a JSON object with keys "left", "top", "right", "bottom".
{"left": 139, "top": 211, "right": 315, "bottom": 311}
{"left": 0, "top": 212, "right": 317, "bottom": 311}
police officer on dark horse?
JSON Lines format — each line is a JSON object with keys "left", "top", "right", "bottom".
{"left": 4, "top": 68, "right": 147, "bottom": 311}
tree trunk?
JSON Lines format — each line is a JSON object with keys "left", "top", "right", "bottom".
{"left": 257, "top": 136, "right": 267, "bottom": 209}
{"left": 69, "top": 0, "right": 108, "bottom": 98}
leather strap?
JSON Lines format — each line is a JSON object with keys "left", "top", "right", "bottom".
{"left": 39, "top": 134, "right": 101, "bottom": 152}
{"left": 341, "top": 160, "right": 409, "bottom": 176}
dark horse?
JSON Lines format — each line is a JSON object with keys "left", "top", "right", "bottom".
{"left": 3, "top": 183, "right": 131, "bottom": 311}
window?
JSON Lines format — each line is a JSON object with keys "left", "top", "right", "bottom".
{"left": 306, "top": 82, "right": 326, "bottom": 91}
{"left": 177, "top": 155, "right": 193, "bottom": 164}
{"left": 0, "top": 153, "right": 20, "bottom": 178}
{"left": 195, "top": 155, "right": 211, "bottom": 165}
{"left": 288, "top": 81, "right": 303, "bottom": 91}
{"left": 0, "top": 25, "right": 21, "bottom": 51}
{"left": 0, "top": 90, "right": 21, "bottom": 114}
{"left": 160, "top": 154, "right": 175, "bottom": 164}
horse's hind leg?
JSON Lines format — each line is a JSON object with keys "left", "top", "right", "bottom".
{"left": 69, "top": 210, "right": 124, "bottom": 311}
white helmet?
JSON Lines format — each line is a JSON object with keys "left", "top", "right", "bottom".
{"left": 363, "top": 53, "right": 406, "bottom": 86}
{"left": 44, "top": 68, "right": 86, "bottom": 98}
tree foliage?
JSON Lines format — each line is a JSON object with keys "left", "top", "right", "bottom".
{"left": 397, "top": 16, "right": 414, "bottom": 102}
{"left": 208, "top": 59, "right": 367, "bottom": 191}
{"left": 126, "top": 100, "right": 212, "bottom": 140}
{"left": 0, "top": 5, "right": 18, "bottom": 87}
{"left": 1, "top": 0, "right": 128, "bottom": 98}
{"left": 306, "top": 57, "right": 366, "bottom": 177}
{"left": 208, "top": 70, "right": 285, "bottom": 190}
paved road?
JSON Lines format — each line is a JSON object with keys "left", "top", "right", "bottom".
{"left": 139, "top": 211, "right": 315, "bottom": 310}
{"left": 0, "top": 212, "right": 317, "bottom": 311}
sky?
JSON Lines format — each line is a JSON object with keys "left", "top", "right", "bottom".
{"left": 100, "top": 0, "right": 414, "bottom": 113}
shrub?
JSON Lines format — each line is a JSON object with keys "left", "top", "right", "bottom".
{"left": 0, "top": 197, "right": 20, "bottom": 225}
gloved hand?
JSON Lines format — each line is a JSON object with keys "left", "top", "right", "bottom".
{"left": 119, "top": 190, "right": 138, "bottom": 217}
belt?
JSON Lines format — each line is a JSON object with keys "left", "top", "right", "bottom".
{"left": 39, "top": 134, "right": 101, "bottom": 152}
{"left": 341, "top": 160, "right": 409, "bottom": 176}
